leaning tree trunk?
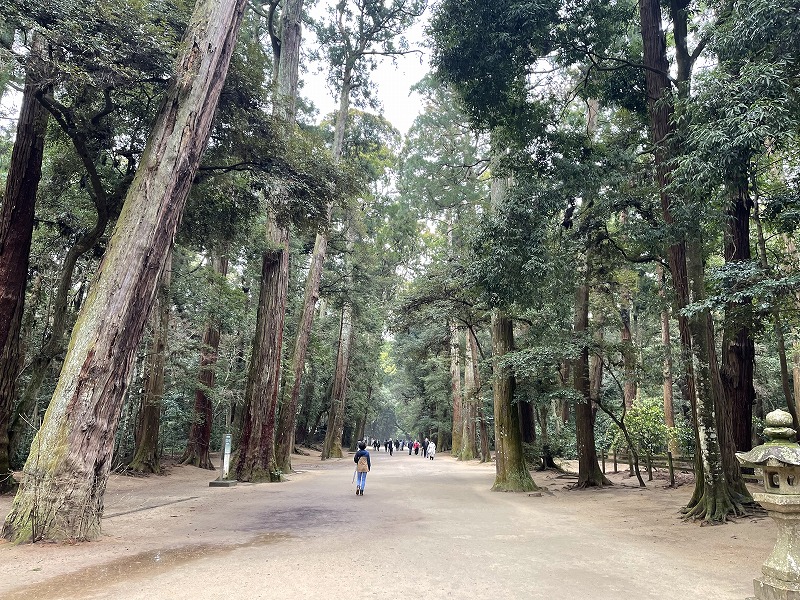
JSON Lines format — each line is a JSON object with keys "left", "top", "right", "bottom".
{"left": 128, "top": 250, "right": 172, "bottom": 474}
{"left": 0, "top": 34, "right": 49, "bottom": 493}
{"left": 573, "top": 264, "right": 611, "bottom": 488}
{"left": 450, "top": 321, "right": 463, "bottom": 455}
{"left": 234, "top": 226, "right": 289, "bottom": 482}
{"left": 182, "top": 254, "right": 228, "bottom": 470}
{"left": 2, "top": 0, "right": 248, "bottom": 543}
{"left": 491, "top": 312, "right": 536, "bottom": 491}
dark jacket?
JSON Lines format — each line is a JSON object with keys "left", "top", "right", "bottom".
{"left": 354, "top": 449, "right": 371, "bottom": 471}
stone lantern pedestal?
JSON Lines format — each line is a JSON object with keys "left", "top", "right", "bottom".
{"left": 738, "top": 409, "right": 800, "bottom": 600}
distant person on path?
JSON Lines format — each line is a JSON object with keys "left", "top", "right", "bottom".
{"left": 428, "top": 439, "right": 436, "bottom": 460}
{"left": 422, "top": 437, "right": 429, "bottom": 458}
{"left": 354, "top": 441, "right": 371, "bottom": 496}
{"left": 413, "top": 440, "right": 419, "bottom": 455}
{"left": 408, "top": 441, "right": 412, "bottom": 455}
{"left": 388, "top": 439, "right": 393, "bottom": 456}
{"left": 373, "top": 439, "right": 379, "bottom": 452}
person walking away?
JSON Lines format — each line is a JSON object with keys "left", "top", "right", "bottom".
{"left": 422, "top": 437, "right": 429, "bottom": 458}
{"left": 408, "top": 441, "right": 413, "bottom": 455}
{"left": 428, "top": 439, "right": 436, "bottom": 460}
{"left": 388, "top": 438, "right": 393, "bottom": 456}
{"left": 413, "top": 440, "right": 419, "bottom": 455}
{"left": 354, "top": 441, "right": 371, "bottom": 496}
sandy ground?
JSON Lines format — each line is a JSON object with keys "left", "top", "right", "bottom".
{"left": 0, "top": 450, "right": 774, "bottom": 600}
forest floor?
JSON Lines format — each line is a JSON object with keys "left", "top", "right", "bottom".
{"left": 0, "top": 449, "right": 773, "bottom": 600}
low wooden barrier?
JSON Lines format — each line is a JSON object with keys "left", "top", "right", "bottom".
{"left": 599, "top": 449, "right": 762, "bottom": 486}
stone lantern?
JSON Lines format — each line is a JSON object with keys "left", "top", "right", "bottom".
{"left": 737, "top": 408, "right": 800, "bottom": 600}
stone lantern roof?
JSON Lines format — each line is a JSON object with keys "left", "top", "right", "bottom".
{"left": 737, "top": 409, "right": 800, "bottom": 469}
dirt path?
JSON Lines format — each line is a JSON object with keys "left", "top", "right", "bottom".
{"left": 0, "top": 450, "right": 773, "bottom": 599}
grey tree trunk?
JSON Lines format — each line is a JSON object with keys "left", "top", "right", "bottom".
{"left": 2, "top": 0, "right": 248, "bottom": 542}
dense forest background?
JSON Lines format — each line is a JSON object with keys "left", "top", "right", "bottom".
{"left": 1, "top": 0, "right": 799, "bottom": 541}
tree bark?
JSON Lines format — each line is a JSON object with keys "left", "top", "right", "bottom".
{"left": 0, "top": 34, "right": 50, "bottom": 492}
{"left": 639, "top": 0, "right": 749, "bottom": 521}
{"left": 620, "top": 298, "right": 637, "bottom": 409}
{"left": 182, "top": 254, "right": 228, "bottom": 469}
{"left": 235, "top": 227, "right": 289, "bottom": 482}
{"left": 657, "top": 265, "right": 678, "bottom": 454}
{"left": 490, "top": 311, "right": 537, "bottom": 491}
{"left": 128, "top": 250, "right": 172, "bottom": 474}
{"left": 458, "top": 328, "right": 478, "bottom": 461}
{"left": 321, "top": 304, "right": 354, "bottom": 459}
{"left": 2, "top": 0, "right": 248, "bottom": 543}
{"left": 274, "top": 64, "right": 351, "bottom": 473}
{"left": 574, "top": 263, "right": 611, "bottom": 488}
{"left": 450, "top": 321, "right": 463, "bottom": 454}
{"left": 720, "top": 179, "right": 755, "bottom": 451}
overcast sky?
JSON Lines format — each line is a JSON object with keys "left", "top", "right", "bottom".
{"left": 302, "top": 16, "right": 432, "bottom": 135}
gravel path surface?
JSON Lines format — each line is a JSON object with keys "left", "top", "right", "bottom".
{"left": 0, "top": 450, "right": 774, "bottom": 599}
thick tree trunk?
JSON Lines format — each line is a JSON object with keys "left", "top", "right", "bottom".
{"left": 490, "top": 311, "right": 536, "bottom": 491}
{"left": 450, "top": 321, "right": 463, "bottom": 454}
{"left": 128, "top": 250, "right": 172, "bottom": 474}
{"left": 2, "top": 0, "right": 248, "bottom": 543}
{"left": 639, "top": 0, "right": 748, "bottom": 521}
{"left": 721, "top": 181, "right": 755, "bottom": 451}
{"left": 0, "top": 35, "right": 50, "bottom": 492}
{"left": 235, "top": 227, "right": 289, "bottom": 482}
{"left": 243, "top": 0, "right": 304, "bottom": 477}
{"left": 182, "top": 254, "right": 228, "bottom": 469}
{"left": 573, "top": 268, "right": 611, "bottom": 488}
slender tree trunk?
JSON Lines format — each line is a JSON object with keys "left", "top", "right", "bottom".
{"left": 491, "top": 311, "right": 536, "bottom": 491}
{"left": 620, "top": 297, "right": 637, "bottom": 408}
{"left": 558, "top": 361, "right": 570, "bottom": 426}
{"left": 2, "top": 0, "right": 248, "bottom": 542}
{"left": 182, "top": 254, "right": 228, "bottom": 469}
{"left": 234, "top": 225, "right": 289, "bottom": 482}
{"left": 574, "top": 261, "right": 610, "bottom": 488}
{"left": 321, "top": 304, "right": 354, "bottom": 459}
{"left": 0, "top": 35, "right": 49, "bottom": 492}
{"left": 658, "top": 265, "right": 678, "bottom": 454}
{"left": 458, "top": 328, "right": 478, "bottom": 461}
{"left": 450, "top": 321, "right": 463, "bottom": 454}
{"left": 275, "top": 68, "right": 351, "bottom": 473}
{"left": 128, "top": 249, "right": 172, "bottom": 474}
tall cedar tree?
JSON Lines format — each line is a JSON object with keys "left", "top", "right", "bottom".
{"left": 2, "top": 0, "right": 249, "bottom": 542}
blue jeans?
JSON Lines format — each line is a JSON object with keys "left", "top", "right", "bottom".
{"left": 356, "top": 471, "right": 367, "bottom": 490}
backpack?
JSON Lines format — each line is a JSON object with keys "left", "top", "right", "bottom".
{"left": 357, "top": 455, "right": 369, "bottom": 472}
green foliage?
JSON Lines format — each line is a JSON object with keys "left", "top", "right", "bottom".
{"left": 610, "top": 397, "right": 671, "bottom": 456}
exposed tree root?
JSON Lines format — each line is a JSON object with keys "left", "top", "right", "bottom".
{"left": 682, "top": 487, "right": 752, "bottom": 524}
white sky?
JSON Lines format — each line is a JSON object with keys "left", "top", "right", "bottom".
{"left": 302, "top": 17, "right": 431, "bottom": 135}
{"left": 0, "top": 9, "right": 433, "bottom": 136}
